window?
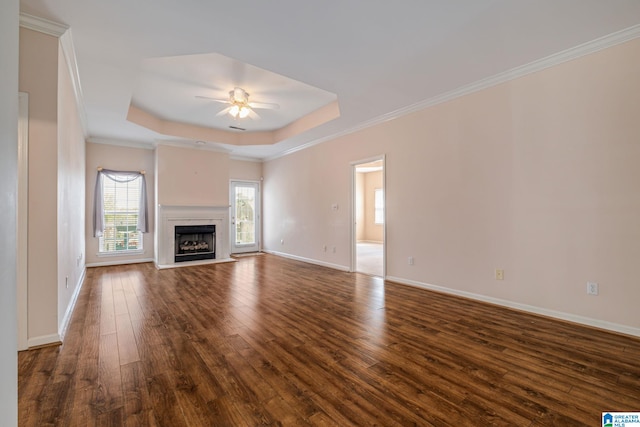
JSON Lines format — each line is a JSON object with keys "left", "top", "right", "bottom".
{"left": 374, "top": 188, "right": 384, "bottom": 224}
{"left": 234, "top": 185, "right": 256, "bottom": 245}
{"left": 93, "top": 169, "right": 148, "bottom": 254}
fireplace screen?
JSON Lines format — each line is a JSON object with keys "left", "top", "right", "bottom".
{"left": 174, "top": 225, "right": 215, "bottom": 262}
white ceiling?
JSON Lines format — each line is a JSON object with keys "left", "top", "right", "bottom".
{"left": 19, "top": 0, "right": 640, "bottom": 160}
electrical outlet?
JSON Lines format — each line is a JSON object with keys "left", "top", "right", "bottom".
{"left": 587, "top": 282, "right": 599, "bottom": 295}
{"left": 280, "top": 239, "right": 284, "bottom": 245}
{"left": 408, "top": 256, "right": 414, "bottom": 265}
{"left": 495, "top": 269, "right": 504, "bottom": 280}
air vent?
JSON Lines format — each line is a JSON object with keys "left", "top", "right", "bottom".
{"left": 229, "top": 125, "right": 246, "bottom": 131}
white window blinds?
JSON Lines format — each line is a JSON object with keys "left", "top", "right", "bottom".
{"left": 93, "top": 169, "right": 148, "bottom": 253}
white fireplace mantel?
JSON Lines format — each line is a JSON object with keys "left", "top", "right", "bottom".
{"left": 155, "top": 205, "right": 234, "bottom": 269}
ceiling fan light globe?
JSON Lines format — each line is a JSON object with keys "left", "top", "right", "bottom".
{"left": 229, "top": 105, "right": 240, "bottom": 117}
{"left": 239, "top": 106, "right": 250, "bottom": 118}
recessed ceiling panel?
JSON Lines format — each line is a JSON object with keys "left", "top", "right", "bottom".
{"left": 130, "top": 52, "right": 338, "bottom": 133}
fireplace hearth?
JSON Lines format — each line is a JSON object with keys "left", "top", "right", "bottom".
{"left": 174, "top": 224, "right": 215, "bottom": 263}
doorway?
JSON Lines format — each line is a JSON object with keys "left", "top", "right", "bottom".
{"left": 352, "top": 156, "right": 385, "bottom": 277}
{"left": 230, "top": 180, "right": 260, "bottom": 254}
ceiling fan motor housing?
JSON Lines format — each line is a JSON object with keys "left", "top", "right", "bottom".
{"left": 230, "top": 87, "right": 249, "bottom": 105}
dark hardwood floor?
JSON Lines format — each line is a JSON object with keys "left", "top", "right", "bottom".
{"left": 18, "top": 254, "right": 640, "bottom": 426}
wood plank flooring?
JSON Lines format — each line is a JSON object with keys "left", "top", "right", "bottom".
{"left": 18, "top": 254, "right": 640, "bottom": 426}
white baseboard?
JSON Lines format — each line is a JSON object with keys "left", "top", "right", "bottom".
{"left": 86, "top": 257, "right": 154, "bottom": 268}
{"left": 28, "top": 333, "right": 62, "bottom": 349}
{"left": 58, "top": 267, "right": 86, "bottom": 342}
{"left": 386, "top": 276, "right": 640, "bottom": 338}
{"left": 264, "top": 250, "right": 350, "bottom": 272}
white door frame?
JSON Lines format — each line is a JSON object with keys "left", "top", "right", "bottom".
{"left": 18, "top": 92, "right": 28, "bottom": 351}
{"left": 351, "top": 155, "right": 386, "bottom": 277}
{"left": 229, "top": 180, "right": 261, "bottom": 254}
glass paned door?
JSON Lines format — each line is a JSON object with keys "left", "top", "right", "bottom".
{"left": 230, "top": 181, "right": 260, "bottom": 253}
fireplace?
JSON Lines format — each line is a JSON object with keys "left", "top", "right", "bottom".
{"left": 174, "top": 225, "right": 215, "bottom": 263}
{"left": 156, "top": 205, "right": 231, "bottom": 269}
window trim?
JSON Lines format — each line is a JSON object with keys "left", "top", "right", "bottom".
{"left": 93, "top": 168, "right": 148, "bottom": 255}
{"left": 374, "top": 188, "right": 384, "bottom": 225}
{"left": 96, "top": 248, "right": 145, "bottom": 257}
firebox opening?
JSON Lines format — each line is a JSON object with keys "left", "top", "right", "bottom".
{"left": 175, "top": 225, "right": 215, "bottom": 263}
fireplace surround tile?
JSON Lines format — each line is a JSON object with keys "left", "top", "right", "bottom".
{"left": 155, "top": 205, "right": 234, "bottom": 269}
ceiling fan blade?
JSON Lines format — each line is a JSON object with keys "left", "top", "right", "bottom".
{"left": 216, "top": 106, "right": 233, "bottom": 117}
{"left": 249, "top": 101, "right": 280, "bottom": 110}
{"left": 195, "top": 95, "right": 230, "bottom": 104}
{"left": 247, "top": 109, "right": 261, "bottom": 120}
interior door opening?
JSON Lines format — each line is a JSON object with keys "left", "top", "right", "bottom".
{"left": 352, "top": 157, "right": 385, "bottom": 277}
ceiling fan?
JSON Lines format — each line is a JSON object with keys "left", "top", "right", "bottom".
{"left": 196, "top": 87, "right": 279, "bottom": 119}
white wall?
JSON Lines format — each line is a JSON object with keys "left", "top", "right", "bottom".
{"left": 264, "top": 38, "right": 640, "bottom": 334}
{"left": 0, "top": 1, "right": 19, "bottom": 424}
{"left": 85, "top": 142, "right": 155, "bottom": 265}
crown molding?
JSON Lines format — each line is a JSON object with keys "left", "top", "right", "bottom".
{"left": 19, "top": 13, "right": 68, "bottom": 37}
{"left": 155, "top": 139, "right": 232, "bottom": 154}
{"left": 19, "top": 14, "right": 89, "bottom": 139}
{"left": 382, "top": 23, "right": 640, "bottom": 122}
{"left": 266, "top": 24, "right": 640, "bottom": 162}
{"left": 88, "top": 137, "right": 157, "bottom": 150}
{"left": 229, "top": 154, "right": 263, "bottom": 162}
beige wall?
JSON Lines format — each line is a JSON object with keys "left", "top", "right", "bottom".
{"left": 230, "top": 158, "right": 262, "bottom": 181}
{"left": 355, "top": 170, "right": 383, "bottom": 242}
{"left": 156, "top": 145, "right": 230, "bottom": 206}
{"left": 19, "top": 27, "right": 59, "bottom": 342}
{"left": 264, "top": 38, "right": 640, "bottom": 333}
{"left": 0, "top": 1, "right": 19, "bottom": 422}
{"left": 264, "top": 146, "right": 350, "bottom": 268}
{"left": 85, "top": 142, "right": 155, "bottom": 265}
{"left": 19, "top": 27, "right": 86, "bottom": 345}
{"left": 57, "top": 36, "right": 86, "bottom": 333}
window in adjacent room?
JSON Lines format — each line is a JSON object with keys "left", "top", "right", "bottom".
{"left": 93, "top": 169, "right": 148, "bottom": 254}
{"left": 374, "top": 188, "right": 384, "bottom": 225}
